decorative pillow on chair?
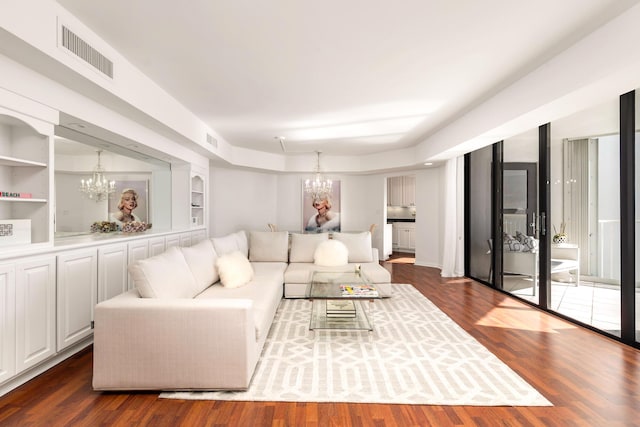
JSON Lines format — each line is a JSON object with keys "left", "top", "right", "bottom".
{"left": 331, "top": 231, "right": 373, "bottom": 263}
{"left": 290, "top": 233, "right": 329, "bottom": 263}
{"left": 314, "top": 239, "right": 349, "bottom": 266}
{"left": 249, "top": 231, "right": 289, "bottom": 262}
{"left": 216, "top": 251, "right": 254, "bottom": 288}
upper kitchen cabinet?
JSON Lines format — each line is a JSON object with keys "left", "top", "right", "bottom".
{"left": 0, "top": 108, "right": 54, "bottom": 250}
{"left": 387, "top": 175, "right": 415, "bottom": 207}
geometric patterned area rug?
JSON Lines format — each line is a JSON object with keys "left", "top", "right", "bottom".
{"left": 161, "top": 284, "right": 552, "bottom": 406}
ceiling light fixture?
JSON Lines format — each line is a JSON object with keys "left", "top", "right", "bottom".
{"left": 79, "top": 150, "right": 115, "bottom": 202}
{"left": 304, "top": 151, "right": 332, "bottom": 199}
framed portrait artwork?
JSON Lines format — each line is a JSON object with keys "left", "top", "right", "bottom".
{"left": 108, "top": 180, "right": 149, "bottom": 224}
{"left": 302, "top": 180, "right": 341, "bottom": 233}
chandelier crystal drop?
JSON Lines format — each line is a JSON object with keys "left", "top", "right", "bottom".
{"left": 304, "top": 151, "right": 333, "bottom": 199}
{"left": 79, "top": 150, "right": 116, "bottom": 202}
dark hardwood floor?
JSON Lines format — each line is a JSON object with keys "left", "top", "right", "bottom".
{"left": 1, "top": 253, "right": 639, "bottom": 426}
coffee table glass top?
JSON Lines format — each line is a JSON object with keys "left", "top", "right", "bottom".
{"left": 307, "top": 271, "right": 390, "bottom": 299}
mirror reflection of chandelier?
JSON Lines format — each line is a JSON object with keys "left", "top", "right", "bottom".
{"left": 79, "top": 150, "right": 115, "bottom": 202}
{"left": 304, "top": 151, "right": 332, "bottom": 199}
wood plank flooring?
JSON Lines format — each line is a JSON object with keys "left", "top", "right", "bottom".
{"left": 1, "top": 254, "right": 639, "bottom": 426}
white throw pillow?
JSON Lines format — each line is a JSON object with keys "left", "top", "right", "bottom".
{"left": 290, "top": 233, "right": 329, "bottom": 263}
{"left": 249, "top": 231, "right": 289, "bottom": 262}
{"left": 181, "top": 238, "right": 219, "bottom": 293}
{"left": 129, "top": 246, "right": 199, "bottom": 299}
{"left": 314, "top": 239, "right": 349, "bottom": 266}
{"left": 211, "top": 231, "right": 248, "bottom": 257}
{"left": 216, "top": 251, "right": 254, "bottom": 288}
{"left": 332, "top": 231, "right": 373, "bottom": 263}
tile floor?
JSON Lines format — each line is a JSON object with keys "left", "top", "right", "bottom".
{"left": 505, "top": 275, "right": 640, "bottom": 336}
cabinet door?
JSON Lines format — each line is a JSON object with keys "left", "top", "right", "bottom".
{"left": 148, "top": 236, "right": 166, "bottom": 257}
{"left": 57, "top": 249, "right": 97, "bottom": 351}
{"left": 15, "top": 256, "right": 56, "bottom": 373}
{"left": 388, "top": 177, "right": 404, "bottom": 206}
{"left": 402, "top": 176, "right": 416, "bottom": 206}
{"left": 179, "top": 232, "right": 192, "bottom": 247}
{"left": 0, "top": 264, "right": 16, "bottom": 384}
{"left": 127, "top": 240, "right": 149, "bottom": 290}
{"left": 165, "top": 234, "right": 180, "bottom": 249}
{"left": 98, "top": 244, "right": 128, "bottom": 302}
{"left": 397, "top": 227, "right": 410, "bottom": 249}
{"left": 191, "top": 230, "right": 207, "bottom": 244}
{"left": 392, "top": 224, "right": 399, "bottom": 249}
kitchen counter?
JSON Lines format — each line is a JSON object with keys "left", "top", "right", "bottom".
{"left": 387, "top": 218, "right": 415, "bottom": 223}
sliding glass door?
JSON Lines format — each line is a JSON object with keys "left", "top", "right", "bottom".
{"left": 550, "top": 98, "right": 621, "bottom": 336}
{"left": 502, "top": 129, "right": 540, "bottom": 304}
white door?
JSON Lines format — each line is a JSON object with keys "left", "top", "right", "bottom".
{"left": 0, "top": 263, "right": 16, "bottom": 384}
{"left": 98, "top": 244, "right": 128, "bottom": 302}
{"left": 15, "top": 256, "right": 56, "bottom": 373}
{"left": 56, "top": 249, "right": 97, "bottom": 351}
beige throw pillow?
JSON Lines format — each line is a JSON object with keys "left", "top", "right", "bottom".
{"left": 290, "top": 233, "right": 329, "bottom": 263}
{"left": 129, "top": 246, "right": 199, "bottom": 299}
{"left": 249, "top": 231, "right": 289, "bottom": 262}
{"left": 332, "top": 231, "right": 373, "bottom": 263}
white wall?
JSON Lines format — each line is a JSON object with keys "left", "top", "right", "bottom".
{"left": 414, "top": 167, "right": 445, "bottom": 268}
{"left": 209, "top": 167, "right": 440, "bottom": 262}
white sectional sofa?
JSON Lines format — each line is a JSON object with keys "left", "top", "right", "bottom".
{"left": 92, "top": 229, "right": 391, "bottom": 391}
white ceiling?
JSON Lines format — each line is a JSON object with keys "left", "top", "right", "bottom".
{"left": 55, "top": 0, "right": 638, "bottom": 158}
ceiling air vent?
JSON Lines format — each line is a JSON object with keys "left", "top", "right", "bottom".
{"left": 60, "top": 25, "right": 113, "bottom": 78}
{"left": 206, "top": 134, "right": 218, "bottom": 148}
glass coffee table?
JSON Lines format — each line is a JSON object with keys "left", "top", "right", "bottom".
{"left": 307, "top": 270, "right": 390, "bottom": 333}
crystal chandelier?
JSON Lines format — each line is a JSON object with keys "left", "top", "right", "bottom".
{"left": 304, "top": 151, "right": 333, "bottom": 199}
{"left": 79, "top": 150, "right": 115, "bottom": 202}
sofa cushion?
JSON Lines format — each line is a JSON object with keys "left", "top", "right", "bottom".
{"left": 211, "top": 231, "right": 248, "bottom": 257}
{"left": 314, "top": 239, "right": 349, "bottom": 266}
{"left": 129, "top": 246, "right": 199, "bottom": 299}
{"left": 332, "top": 231, "right": 373, "bottom": 263}
{"left": 290, "top": 233, "right": 329, "bottom": 263}
{"left": 181, "top": 238, "right": 219, "bottom": 293}
{"left": 216, "top": 251, "right": 254, "bottom": 288}
{"left": 249, "top": 231, "right": 289, "bottom": 262}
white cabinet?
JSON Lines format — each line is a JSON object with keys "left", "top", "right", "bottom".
{"left": 127, "top": 240, "right": 149, "bottom": 290}
{"left": 191, "top": 229, "right": 207, "bottom": 244}
{"left": 56, "top": 249, "right": 97, "bottom": 351}
{"left": 15, "top": 256, "right": 56, "bottom": 373}
{"left": 165, "top": 234, "right": 180, "bottom": 249}
{"left": 191, "top": 174, "right": 205, "bottom": 228}
{"left": 392, "top": 222, "right": 416, "bottom": 251}
{"left": 0, "top": 263, "right": 15, "bottom": 384}
{"left": 387, "top": 176, "right": 415, "bottom": 207}
{"left": 148, "top": 236, "right": 166, "bottom": 257}
{"left": 98, "top": 243, "right": 128, "bottom": 302}
{"left": 0, "top": 113, "right": 53, "bottom": 247}
{"left": 179, "top": 232, "right": 192, "bottom": 247}
{"left": 402, "top": 176, "right": 416, "bottom": 207}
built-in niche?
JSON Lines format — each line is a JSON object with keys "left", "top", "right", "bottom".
{"left": 54, "top": 137, "right": 172, "bottom": 237}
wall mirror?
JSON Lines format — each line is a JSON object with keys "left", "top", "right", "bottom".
{"left": 53, "top": 130, "right": 172, "bottom": 238}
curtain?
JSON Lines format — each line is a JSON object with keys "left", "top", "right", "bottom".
{"left": 441, "top": 157, "right": 464, "bottom": 277}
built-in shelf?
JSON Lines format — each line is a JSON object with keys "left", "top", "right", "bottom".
{"left": 0, "top": 112, "right": 52, "bottom": 246}
{"left": 0, "top": 197, "right": 48, "bottom": 203}
{"left": 0, "top": 155, "right": 47, "bottom": 167}
{"left": 190, "top": 174, "right": 205, "bottom": 228}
